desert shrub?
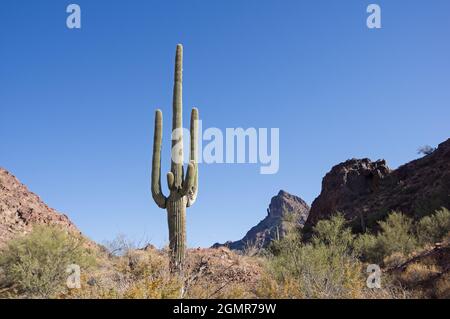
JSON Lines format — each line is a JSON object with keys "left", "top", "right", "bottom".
{"left": 268, "top": 224, "right": 302, "bottom": 256}
{"left": 355, "top": 209, "right": 450, "bottom": 265}
{"left": 353, "top": 233, "right": 379, "bottom": 262}
{"left": 355, "top": 212, "right": 417, "bottom": 264}
{"left": 264, "top": 215, "right": 365, "bottom": 299}
{"left": 114, "top": 248, "right": 183, "bottom": 298}
{"left": 312, "top": 213, "right": 354, "bottom": 253}
{"left": 122, "top": 276, "right": 182, "bottom": 299}
{"left": 120, "top": 249, "right": 167, "bottom": 279}
{"left": 416, "top": 208, "right": 450, "bottom": 245}
{"left": 377, "top": 212, "right": 417, "bottom": 258}
{"left": 255, "top": 273, "right": 303, "bottom": 298}
{"left": 268, "top": 211, "right": 303, "bottom": 255}
{"left": 0, "top": 226, "right": 95, "bottom": 298}
{"left": 103, "top": 234, "right": 137, "bottom": 256}
{"left": 242, "top": 240, "right": 262, "bottom": 257}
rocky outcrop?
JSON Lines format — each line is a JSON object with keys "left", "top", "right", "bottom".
{"left": 0, "top": 168, "right": 80, "bottom": 246}
{"left": 213, "top": 190, "right": 310, "bottom": 250}
{"left": 306, "top": 138, "right": 450, "bottom": 231}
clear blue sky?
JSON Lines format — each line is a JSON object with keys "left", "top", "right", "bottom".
{"left": 1, "top": 1, "right": 449, "bottom": 248}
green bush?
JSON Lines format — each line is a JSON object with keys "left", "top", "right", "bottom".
{"left": 354, "top": 212, "right": 417, "bottom": 264}
{"left": 416, "top": 208, "right": 450, "bottom": 245}
{"left": 377, "top": 212, "right": 417, "bottom": 256}
{"left": 265, "top": 215, "right": 364, "bottom": 298}
{"left": 353, "top": 233, "right": 379, "bottom": 262}
{"left": 0, "top": 226, "right": 94, "bottom": 298}
{"left": 312, "top": 213, "right": 354, "bottom": 253}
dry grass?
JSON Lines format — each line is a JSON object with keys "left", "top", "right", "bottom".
{"left": 61, "top": 246, "right": 264, "bottom": 299}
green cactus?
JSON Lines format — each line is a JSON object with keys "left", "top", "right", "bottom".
{"left": 151, "top": 44, "right": 198, "bottom": 273}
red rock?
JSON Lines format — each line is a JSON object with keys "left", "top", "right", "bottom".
{"left": 0, "top": 168, "right": 80, "bottom": 246}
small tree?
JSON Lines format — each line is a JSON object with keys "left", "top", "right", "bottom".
{"left": 417, "top": 145, "right": 435, "bottom": 156}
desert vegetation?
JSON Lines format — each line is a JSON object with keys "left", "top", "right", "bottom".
{"left": 0, "top": 226, "right": 96, "bottom": 298}
{"left": 0, "top": 208, "right": 448, "bottom": 299}
{"left": 262, "top": 208, "right": 449, "bottom": 299}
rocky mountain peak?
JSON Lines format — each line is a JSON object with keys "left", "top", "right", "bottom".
{"left": 213, "top": 190, "right": 310, "bottom": 250}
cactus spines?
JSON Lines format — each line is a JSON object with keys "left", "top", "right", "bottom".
{"left": 151, "top": 44, "right": 198, "bottom": 273}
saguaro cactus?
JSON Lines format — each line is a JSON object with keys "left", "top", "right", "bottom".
{"left": 151, "top": 44, "right": 198, "bottom": 273}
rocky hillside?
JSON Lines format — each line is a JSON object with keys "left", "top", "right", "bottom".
{"left": 213, "top": 190, "right": 310, "bottom": 250}
{"left": 305, "top": 138, "right": 450, "bottom": 231}
{"left": 386, "top": 242, "right": 450, "bottom": 298}
{"left": 0, "top": 168, "right": 80, "bottom": 246}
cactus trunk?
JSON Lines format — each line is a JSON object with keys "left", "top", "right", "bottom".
{"left": 151, "top": 44, "right": 199, "bottom": 274}
{"left": 167, "top": 194, "right": 187, "bottom": 271}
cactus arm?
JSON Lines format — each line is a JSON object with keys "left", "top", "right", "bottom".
{"left": 167, "top": 172, "right": 175, "bottom": 191}
{"left": 151, "top": 109, "right": 167, "bottom": 208}
{"left": 187, "top": 107, "right": 199, "bottom": 207}
{"left": 171, "top": 44, "right": 184, "bottom": 188}
{"left": 181, "top": 161, "right": 195, "bottom": 196}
